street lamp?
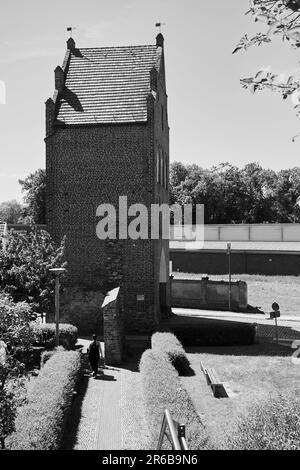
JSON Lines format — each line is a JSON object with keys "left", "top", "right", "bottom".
{"left": 226, "top": 243, "right": 232, "bottom": 311}
{"left": 49, "top": 268, "right": 66, "bottom": 347}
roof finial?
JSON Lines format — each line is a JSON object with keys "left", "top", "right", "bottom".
{"left": 67, "top": 26, "right": 74, "bottom": 37}
{"left": 155, "top": 23, "right": 165, "bottom": 47}
{"left": 67, "top": 36, "right": 76, "bottom": 51}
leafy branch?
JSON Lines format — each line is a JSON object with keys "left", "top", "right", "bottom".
{"left": 234, "top": 0, "right": 300, "bottom": 138}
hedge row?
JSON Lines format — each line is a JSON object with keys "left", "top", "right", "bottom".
{"left": 10, "top": 350, "right": 82, "bottom": 450}
{"left": 139, "top": 349, "right": 210, "bottom": 450}
{"left": 31, "top": 323, "right": 78, "bottom": 350}
{"left": 228, "top": 394, "right": 300, "bottom": 450}
{"left": 151, "top": 332, "right": 190, "bottom": 375}
{"left": 40, "top": 346, "right": 66, "bottom": 367}
{"left": 171, "top": 322, "right": 257, "bottom": 347}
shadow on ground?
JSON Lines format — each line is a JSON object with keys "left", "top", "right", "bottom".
{"left": 62, "top": 371, "right": 89, "bottom": 450}
{"left": 159, "top": 313, "right": 300, "bottom": 356}
{"left": 185, "top": 342, "right": 293, "bottom": 357}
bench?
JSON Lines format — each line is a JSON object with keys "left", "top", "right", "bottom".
{"left": 201, "top": 362, "right": 228, "bottom": 398}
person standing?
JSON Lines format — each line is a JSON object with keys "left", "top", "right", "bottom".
{"left": 87, "top": 334, "right": 103, "bottom": 378}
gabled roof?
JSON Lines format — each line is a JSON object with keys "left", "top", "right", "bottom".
{"left": 55, "top": 43, "right": 162, "bottom": 125}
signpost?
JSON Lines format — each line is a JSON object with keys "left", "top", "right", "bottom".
{"left": 226, "top": 243, "right": 232, "bottom": 311}
{"left": 270, "top": 302, "right": 280, "bottom": 345}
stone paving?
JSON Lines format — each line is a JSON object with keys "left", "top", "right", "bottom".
{"left": 63, "top": 340, "right": 151, "bottom": 450}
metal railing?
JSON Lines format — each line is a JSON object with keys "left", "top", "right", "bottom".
{"left": 157, "top": 409, "right": 188, "bottom": 450}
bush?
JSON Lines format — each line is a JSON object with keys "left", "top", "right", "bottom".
{"left": 10, "top": 350, "right": 82, "bottom": 450}
{"left": 151, "top": 332, "right": 190, "bottom": 375}
{"left": 228, "top": 395, "right": 300, "bottom": 450}
{"left": 0, "top": 294, "right": 34, "bottom": 351}
{"left": 171, "top": 321, "right": 256, "bottom": 347}
{"left": 40, "top": 346, "right": 65, "bottom": 367}
{"left": 31, "top": 323, "right": 78, "bottom": 350}
{"left": 139, "top": 349, "right": 210, "bottom": 450}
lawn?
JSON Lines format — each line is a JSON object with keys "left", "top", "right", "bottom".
{"left": 173, "top": 272, "right": 300, "bottom": 316}
{"left": 181, "top": 343, "right": 300, "bottom": 449}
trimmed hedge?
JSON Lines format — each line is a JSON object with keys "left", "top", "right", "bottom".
{"left": 31, "top": 323, "right": 78, "bottom": 350}
{"left": 10, "top": 350, "right": 82, "bottom": 450}
{"left": 151, "top": 332, "right": 190, "bottom": 375}
{"left": 228, "top": 395, "right": 300, "bottom": 450}
{"left": 139, "top": 349, "right": 210, "bottom": 450}
{"left": 40, "top": 346, "right": 65, "bottom": 367}
{"left": 171, "top": 322, "right": 257, "bottom": 347}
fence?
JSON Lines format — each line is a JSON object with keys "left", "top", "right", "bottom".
{"left": 170, "top": 223, "right": 300, "bottom": 242}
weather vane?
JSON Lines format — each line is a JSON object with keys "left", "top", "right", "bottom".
{"left": 155, "top": 22, "right": 165, "bottom": 34}
{"left": 67, "top": 26, "right": 76, "bottom": 37}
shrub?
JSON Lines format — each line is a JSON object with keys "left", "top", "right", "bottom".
{"left": 171, "top": 321, "right": 256, "bottom": 347}
{"left": 31, "top": 323, "right": 78, "bottom": 350}
{"left": 0, "top": 294, "right": 34, "bottom": 351}
{"left": 40, "top": 346, "right": 65, "bottom": 367}
{"left": 10, "top": 350, "right": 82, "bottom": 450}
{"left": 228, "top": 395, "right": 300, "bottom": 450}
{"left": 151, "top": 332, "right": 190, "bottom": 375}
{"left": 139, "top": 349, "right": 210, "bottom": 450}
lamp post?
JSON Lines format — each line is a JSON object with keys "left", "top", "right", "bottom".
{"left": 49, "top": 268, "right": 66, "bottom": 347}
{"left": 226, "top": 243, "right": 232, "bottom": 311}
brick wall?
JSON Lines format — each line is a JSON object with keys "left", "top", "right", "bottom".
{"left": 102, "top": 287, "right": 124, "bottom": 365}
{"left": 46, "top": 43, "right": 170, "bottom": 334}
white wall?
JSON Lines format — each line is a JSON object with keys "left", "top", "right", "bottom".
{"left": 170, "top": 224, "right": 300, "bottom": 242}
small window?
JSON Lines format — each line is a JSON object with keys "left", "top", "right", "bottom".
{"left": 161, "top": 105, "right": 164, "bottom": 131}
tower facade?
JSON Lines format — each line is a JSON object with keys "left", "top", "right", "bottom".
{"left": 45, "top": 35, "right": 170, "bottom": 333}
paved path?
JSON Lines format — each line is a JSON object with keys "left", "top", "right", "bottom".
{"left": 63, "top": 340, "right": 151, "bottom": 450}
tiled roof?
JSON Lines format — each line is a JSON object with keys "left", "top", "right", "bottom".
{"left": 56, "top": 45, "right": 161, "bottom": 125}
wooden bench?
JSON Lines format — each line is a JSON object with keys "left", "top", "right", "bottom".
{"left": 200, "top": 362, "right": 228, "bottom": 398}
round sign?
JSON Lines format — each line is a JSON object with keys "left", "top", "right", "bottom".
{"left": 272, "top": 302, "right": 280, "bottom": 312}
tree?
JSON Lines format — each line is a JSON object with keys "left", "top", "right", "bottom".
{"left": 168, "top": 160, "right": 300, "bottom": 223}
{"left": 241, "top": 163, "right": 277, "bottom": 222}
{"left": 0, "top": 230, "right": 66, "bottom": 314}
{"left": 234, "top": 1, "right": 300, "bottom": 138}
{"left": 19, "top": 169, "right": 46, "bottom": 224}
{"left": 0, "top": 200, "right": 23, "bottom": 224}
{"left": 273, "top": 166, "right": 300, "bottom": 220}
{"left": 0, "top": 295, "right": 33, "bottom": 449}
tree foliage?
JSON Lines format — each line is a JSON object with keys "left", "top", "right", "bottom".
{"left": 234, "top": 0, "right": 300, "bottom": 137}
{"left": 170, "top": 161, "right": 300, "bottom": 223}
{"left": 0, "top": 230, "right": 66, "bottom": 313}
{"left": 0, "top": 295, "right": 33, "bottom": 449}
{"left": 19, "top": 169, "right": 46, "bottom": 224}
{"left": 0, "top": 200, "right": 23, "bottom": 224}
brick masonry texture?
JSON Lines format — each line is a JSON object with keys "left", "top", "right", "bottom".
{"left": 46, "top": 36, "right": 170, "bottom": 334}
{"left": 102, "top": 287, "right": 125, "bottom": 365}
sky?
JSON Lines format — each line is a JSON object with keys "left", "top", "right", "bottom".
{"left": 0, "top": 0, "right": 300, "bottom": 204}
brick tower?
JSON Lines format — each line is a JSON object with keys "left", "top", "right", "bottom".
{"left": 45, "top": 34, "right": 170, "bottom": 333}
